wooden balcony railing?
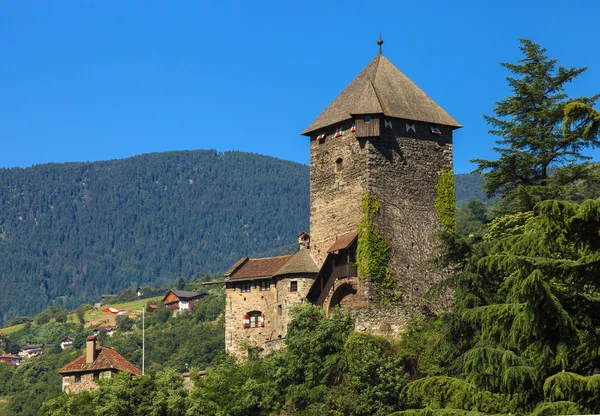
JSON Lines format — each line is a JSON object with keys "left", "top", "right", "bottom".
{"left": 331, "top": 264, "right": 358, "bottom": 280}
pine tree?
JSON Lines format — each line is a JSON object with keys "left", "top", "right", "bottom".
{"left": 472, "top": 39, "right": 599, "bottom": 212}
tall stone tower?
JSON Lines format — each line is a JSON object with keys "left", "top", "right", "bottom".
{"left": 303, "top": 41, "right": 461, "bottom": 332}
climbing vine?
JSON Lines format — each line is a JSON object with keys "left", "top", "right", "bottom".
{"left": 356, "top": 194, "right": 401, "bottom": 304}
{"left": 435, "top": 168, "right": 456, "bottom": 232}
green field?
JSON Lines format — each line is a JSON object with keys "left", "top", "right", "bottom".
{"left": 84, "top": 296, "right": 163, "bottom": 324}
{"left": 0, "top": 296, "right": 164, "bottom": 335}
{"left": 0, "top": 323, "right": 26, "bottom": 336}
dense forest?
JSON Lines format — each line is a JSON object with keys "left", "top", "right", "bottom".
{"left": 0, "top": 150, "right": 309, "bottom": 324}
{"left": 0, "top": 148, "right": 486, "bottom": 325}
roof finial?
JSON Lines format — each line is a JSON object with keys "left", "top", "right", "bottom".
{"left": 377, "top": 33, "right": 383, "bottom": 55}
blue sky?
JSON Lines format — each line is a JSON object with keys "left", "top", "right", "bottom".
{"left": 1, "top": 0, "right": 599, "bottom": 173}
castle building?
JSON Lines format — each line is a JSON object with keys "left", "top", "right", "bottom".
{"left": 303, "top": 39, "right": 461, "bottom": 334}
{"left": 223, "top": 236, "right": 318, "bottom": 359}
{"left": 223, "top": 39, "right": 461, "bottom": 357}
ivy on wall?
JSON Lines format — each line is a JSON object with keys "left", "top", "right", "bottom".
{"left": 435, "top": 168, "right": 456, "bottom": 232}
{"left": 356, "top": 194, "right": 401, "bottom": 304}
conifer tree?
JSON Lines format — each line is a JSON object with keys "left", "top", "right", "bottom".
{"left": 472, "top": 39, "right": 599, "bottom": 212}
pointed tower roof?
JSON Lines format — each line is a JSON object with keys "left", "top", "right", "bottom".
{"left": 301, "top": 54, "right": 461, "bottom": 135}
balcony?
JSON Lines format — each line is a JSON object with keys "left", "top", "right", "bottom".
{"left": 331, "top": 264, "right": 358, "bottom": 280}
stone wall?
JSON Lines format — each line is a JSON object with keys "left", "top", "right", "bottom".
{"left": 309, "top": 119, "right": 369, "bottom": 267}
{"left": 275, "top": 275, "right": 314, "bottom": 335}
{"left": 62, "top": 370, "right": 113, "bottom": 393}
{"left": 368, "top": 119, "right": 453, "bottom": 310}
{"left": 225, "top": 280, "right": 278, "bottom": 360}
{"left": 310, "top": 117, "right": 455, "bottom": 336}
{"left": 225, "top": 275, "right": 313, "bottom": 360}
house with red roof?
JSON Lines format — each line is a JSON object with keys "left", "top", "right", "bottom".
{"left": 163, "top": 290, "right": 205, "bottom": 313}
{"left": 0, "top": 354, "right": 21, "bottom": 366}
{"left": 58, "top": 335, "right": 141, "bottom": 393}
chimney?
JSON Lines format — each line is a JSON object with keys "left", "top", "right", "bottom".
{"left": 298, "top": 232, "right": 311, "bottom": 250}
{"left": 86, "top": 335, "right": 97, "bottom": 364}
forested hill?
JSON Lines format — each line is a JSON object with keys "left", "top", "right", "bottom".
{"left": 0, "top": 150, "right": 309, "bottom": 324}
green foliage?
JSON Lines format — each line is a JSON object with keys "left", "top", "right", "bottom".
{"left": 5, "top": 316, "right": 33, "bottom": 327}
{"left": 530, "top": 400, "right": 583, "bottom": 416}
{"left": 454, "top": 173, "right": 492, "bottom": 207}
{"left": 436, "top": 169, "right": 456, "bottom": 232}
{"left": 41, "top": 369, "right": 189, "bottom": 416}
{"left": 0, "top": 150, "right": 309, "bottom": 325}
{"left": 356, "top": 194, "right": 401, "bottom": 304}
{"left": 105, "top": 291, "right": 224, "bottom": 374}
{"left": 2, "top": 348, "right": 80, "bottom": 416}
{"left": 456, "top": 200, "right": 489, "bottom": 237}
{"left": 472, "top": 39, "right": 600, "bottom": 212}
{"left": 564, "top": 101, "right": 600, "bottom": 141}
{"left": 483, "top": 211, "right": 533, "bottom": 241}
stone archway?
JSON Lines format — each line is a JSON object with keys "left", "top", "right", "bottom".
{"left": 327, "top": 282, "right": 358, "bottom": 314}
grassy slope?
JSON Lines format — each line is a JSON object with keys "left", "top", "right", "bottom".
{"left": 0, "top": 296, "right": 163, "bottom": 335}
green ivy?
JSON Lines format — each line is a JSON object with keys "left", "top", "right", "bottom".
{"left": 435, "top": 168, "right": 456, "bottom": 232}
{"left": 356, "top": 194, "right": 401, "bottom": 304}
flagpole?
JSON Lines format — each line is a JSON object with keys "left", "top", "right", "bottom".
{"left": 142, "top": 306, "right": 145, "bottom": 375}
{"left": 102, "top": 306, "right": 145, "bottom": 375}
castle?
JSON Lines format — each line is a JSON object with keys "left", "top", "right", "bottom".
{"left": 224, "top": 39, "right": 461, "bottom": 359}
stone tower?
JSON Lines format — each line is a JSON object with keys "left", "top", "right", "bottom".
{"left": 303, "top": 43, "right": 461, "bottom": 333}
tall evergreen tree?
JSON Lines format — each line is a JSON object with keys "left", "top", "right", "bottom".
{"left": 472, "top": 39, "right": 599, "bottom": 212}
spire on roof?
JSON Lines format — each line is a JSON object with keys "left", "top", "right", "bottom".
{"left": 377, "top": 34, "right": 383, "bottom": 55}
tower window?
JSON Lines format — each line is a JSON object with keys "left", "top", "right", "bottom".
{"left": 364, "top": 115, "right": 371, "bottom": 123}
{"left": 290, "top": 281, "right": 298, "bottom": 292}
{"left": 335, "top": 158, "right": 343, "bottom": 174}
{"left": 244, "top": 311, "right": 264, "bottom": 328}
{"left": 240, "top": 282, "right": 251, "bottom": 293}
{"left": 259, "top": 280, "right": 271, "bottom": 291}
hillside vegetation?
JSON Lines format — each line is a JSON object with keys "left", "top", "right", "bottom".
{"left": 0, "top": 149, "right": 488, "bottom": 326}
{"left": 0, "top": 150, "right": 309, "bottom": 325}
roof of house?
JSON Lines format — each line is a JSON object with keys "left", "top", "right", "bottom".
{"left": 327, "top": 233, "right": 358, "bottom": 253}
{"left": 163, "top": 290, "right": 204, "bottom": 302}
{"left": 226, "top": 255, "right": 293, "bottom": 280}
{"left": 273, "top": 250, "right": 319, "bottom": 276}
{"left": 58, "top": 346, "right": 142, "bottom": 376}
{"left": 93, "top": 326, "right": 118, "bottom": 332}
{"left": 301, "top": 54, "right": 461, "bottom": 135}
{"left": 226, "top": 251, "right": 318, "bottom": 281}
{"left": 61, "top": 336, "right": 74, "bottom": 342}
{"left": 0, "top": 354, "right": 21, "bottom": 360}
{"left": 22, "top": 344, "right": 44, "bottom": 350}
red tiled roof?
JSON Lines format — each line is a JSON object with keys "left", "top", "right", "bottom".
{"left": 227, "top": 255, "right": 294, "bottom": 280}
{"left": 58, "top": 346, "right": 142, "bottom": 376}
{"left": 327, "top": 233, "right": 358, "bottom": 253}
{"left": 0, "top": 354, "right": 20, "bottom": 360}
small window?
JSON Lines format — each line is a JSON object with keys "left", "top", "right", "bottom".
{"left": 259, "top": 280, "right": 271, "bottom": 291}
{"left": 245, "top": 311, "right": 264, "bottom": 328}
{"left": 364, "top": 115, "right": 371, "bottom": 123}
{"left": 75, "top": 375, "right": 81, "bottom": 383}
{"left": 335, "top": 158, "right": 343, "bottom": 174}
{"left": 93, "top": 372, "right": 99, "bottom": 381}
{"left": 290, "top": 281, "right": 298, "bottom": 292}
{"left": 240, "top": 282, "right": 251, "bottom": 293}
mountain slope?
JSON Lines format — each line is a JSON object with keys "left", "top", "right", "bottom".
{"left": 0, "top": 150, "right": 309, "bottom": 324}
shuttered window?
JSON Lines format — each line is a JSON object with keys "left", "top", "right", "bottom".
{"left": 245, "top": 311, "right": 265, "bottom": 328}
